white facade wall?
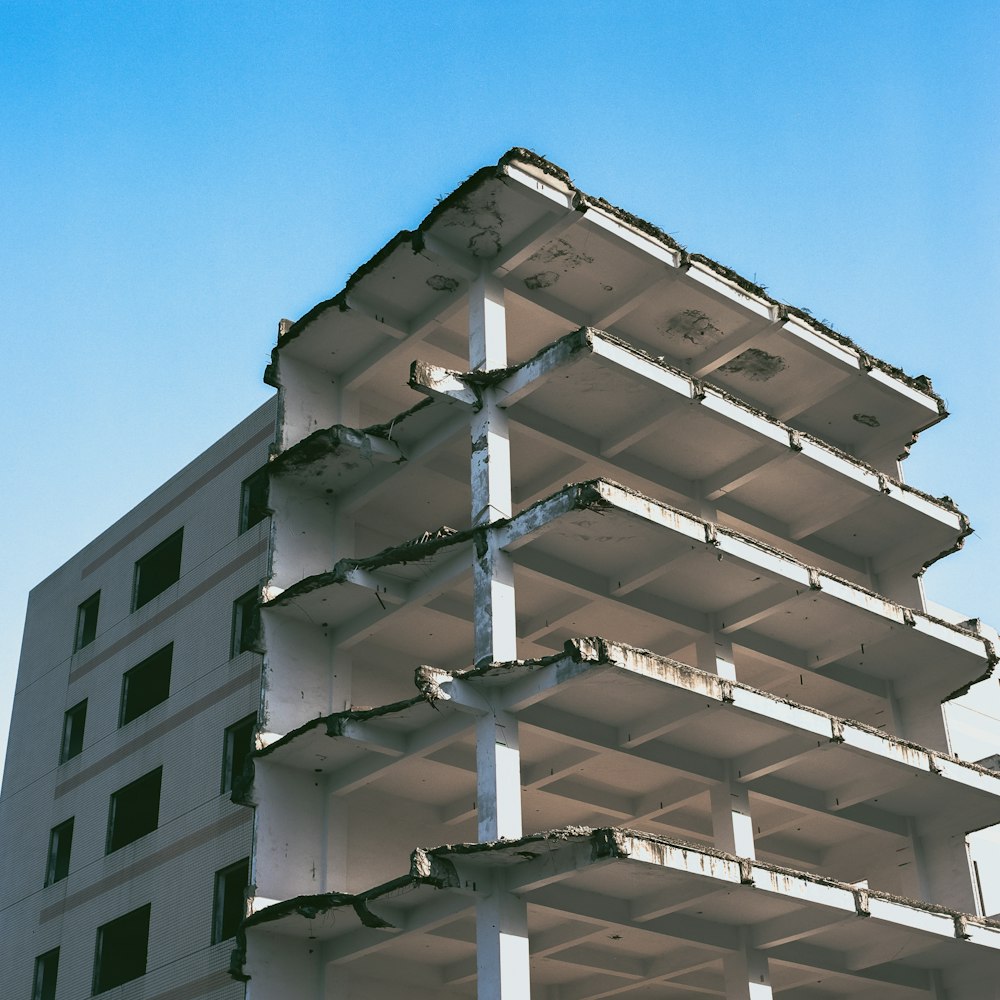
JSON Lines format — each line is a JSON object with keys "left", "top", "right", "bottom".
{"left": 0, "top": 398, "right": 276, "bottom": 1000}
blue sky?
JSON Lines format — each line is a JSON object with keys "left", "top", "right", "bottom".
{"left": 2, "top": 1, "right": 998, "bottom": 779}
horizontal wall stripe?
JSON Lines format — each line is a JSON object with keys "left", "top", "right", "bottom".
{"left": 56, "top": 665, "right": 260, "bottom": 798}
{"left": 143, "top": 970, "right": 241, "bottom": 1000}
{"left": 69, "top": 539, "right": 267, "bottom": 684}
{"left": 82, "top": 421, "right": 274, "bottom": 579}
{"left": 39, "top": 808, "right": 250, "bottom": 921}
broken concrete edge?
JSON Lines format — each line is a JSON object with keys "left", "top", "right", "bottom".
{"left": 269, "top": 147, "right": 945, "bottom": 410}
{"left": 268, "top": 397, "right": 433, "bottom": 477}
{"left": 263, "top": 524, "right": 477, "bottom": 609}
{"left": 230, "top": 874, "right": 419, "bottom": 981}
{"left": 273, "top": 151, "right": 552, "bottom": 350}
{"left": 229, "top": 824, "right": 1000, "bottom": 981}
{"left": 262, "top": 476, "right": 992, "bottom": 673}
{"left": 252, "top": 692, "right": 431, "bottom": 762}
{"left": 417, "top": 636, "right": 1000, "bottom": 783}
{"left": 420, "top": 826, "right": 1000, "bottom": 932}
{"left": 942, "top": 639, "right": 1000, "bottom": 706}
{"left": 917, "top": 518, "right": 975, "bottom": 578}
{"left": 414, "top": 325, "right": 964, "bottom": 521}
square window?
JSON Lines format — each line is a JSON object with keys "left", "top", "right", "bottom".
{"left": 60, "top": 700, "right": 87, "bottom": 763}
{"left": 93, "top": 903, "right": 150, "bottom": 994}
{"left": 212, "top": 857, "right": 250, "bottom": 943}
{"left": 107, "top": 767, "right": 162, "bottom": 853}
{"left": 132, "top": 529, "right": 183, "bottom": 611}
{"left": 239, "top": 469, "right": 269, "bottom": 534}
{"left": 74, "top": 591, "right": 100, "bottom": 651}
{"left": 231, "top": 590, "right": 260, "bottom": 658}
{"left": 32, "top": 948, "right": 58, "bottom": 1000}
{"left": 45, "top": 817, "right": 74, "bottom": 886}
{"left": 119, "top": 644, "right": 172, "bottom": 726}
{"left": 222, "top": 714, "right": 256, "bottom": 793}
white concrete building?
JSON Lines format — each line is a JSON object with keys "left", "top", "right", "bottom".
{"left": 1, "top": 402, "right": 276, "bottom": 1000}
{"left": 4, "top": 149, "right": 1000, "bottom": 999}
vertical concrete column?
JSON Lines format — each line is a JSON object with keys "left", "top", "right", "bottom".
{"left": 877, "top": 562, "right": 927, "bottom": 611}
{"left": 469, "top": 267, "right": 516, "bottom": 663}
{"left": 723, "top": 930, "right": 773, "bottom": 1000}
{"left": 469, "top": 270, "right": 508, "bottom": 371}
{"left": 476, "top": 874, "right": 532, "bottom": 1000}
{"left": 695, "top": 625, "right": 737, "bottom": 680}
{"left": 477, "top": 709, "right": 522, "bottom": 841}
{"left": 468, "top": 268, "right": 522, "bottom": 847}
{"left": 892, "top": 687, "right": 952, "bottom": 753}
{"left": 710, "top": 763, "right": 755, "bottom": 858}
{"left": 911, "top": 821, "right": 980, "bottom": 913}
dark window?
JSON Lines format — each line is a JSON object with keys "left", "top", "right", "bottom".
{"left": 32, "top": 948, "right": 59, "bottom": 1000}
{"left": 45, "top": 818, "right": 74, "bottom": 886}
{"left": 212, "top": 857, "right": 250, "bottom": 943}
{"left": 239, "top": 469, "right": 269, "bottom": 534}
{"left": 107, "top": 767, "right": 162, "bottom": 853}
{"left": 93, "top": 904, "right": 150, "bottom": 994}
{"left": 119, "top": 644, "right": 172, "bottom": 726}
{"left": 132, "top": 529, "right": 183, "bottom": 610}
{"left": 231, "top": 590, "right": 260, "bottom": 657}
{"left": 74, "top": 591, "right": 100, "bottom": 651}
{"left": 222, "top": 715, "right": 256, "bottom": 793}
{"left": 60, "top": 700, "right": 87, "bottom": 763}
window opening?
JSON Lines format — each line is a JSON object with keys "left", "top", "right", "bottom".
{"left": 239, "top": 468, "right": 269, "bottom": 534}
{"left": 92, "top": 904, "right": 150, "bottom": 993}
{"left": 32, "top": 948, "right": 59, "bottom": 1000}
{"left": 60, "top": 700, "right": 87, "bottom": 763}
{"left": 222, "top": 714, "right": 256, "bottom": 793}
{"left": 231, "top": 589, "right": 260, "bottom": 657}
{"left": 106, "top": 767, "right": 162, "bottom": 853}
{"left": 74, "top": 591, "right": 100, "bottom": 651}
{"left": 45, "top": 817, "right": 74, "bottom": 886}
{"left": 212, "top": 857, "right": 250, "bottom": 943}
{"left": 119, "top": 644, "right": 173, "bottom": 726}
{"left": 132, "top": 528, "right": 183, "bottom": 610}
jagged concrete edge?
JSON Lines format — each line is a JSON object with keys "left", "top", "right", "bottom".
{"left": 268, "top": 396, "right": 434, "bottom": 475}
{"left": 429, "top": 325, "right": 966, "bottom": 528}
{"left": 270, "top": 147, "right": 945, "bottom": 414}
{"left": 261, "top": 476, "right": 992, "bottom": 682}
{"left": 253, "top": 692, "right": 431, "bottom": 762}
{"left": 423, "top": 635, "right": 1000, "bottom": 778}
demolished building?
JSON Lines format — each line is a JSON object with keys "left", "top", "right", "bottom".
{"left": 3, "top": 149, "right": 1000, "bottom": 999}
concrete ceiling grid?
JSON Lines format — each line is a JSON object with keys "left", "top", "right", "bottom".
{"left": 239, "top": 150, "right": 1000, "bottom": 999}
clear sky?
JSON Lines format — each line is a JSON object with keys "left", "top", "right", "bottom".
{"left": 2, "top": 1, "right": 998, "bottom": 790}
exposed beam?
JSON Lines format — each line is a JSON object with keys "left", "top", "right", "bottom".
{"left": 748, "top": 775, "right": 909, "bottom": 837}
{"left": 752, "top": 907, "right": 853, "bottom": 950}
{"left": 492, "top": 207, "right": 585, "bottom": 276}
{"left": 323, "top": 887, "right": 474, "bottom": 964}
{"left": 599, "top": 410, "right": 676, "bottom": 460}
{"left": 515, "top": 549, "right": 709, "bottom": 636}
{"left": 523, "top": 704, "right": 724, "bottom": 783}
{"left": 718, "top": 583, "right": 807, "bottom": 634}
{"left": 342, "top": 293, "right": 466, "bottom": 391}
{"left": 735, "top": 734, "right": 824, "bottom": 783}
{"left": 789, "top": 491, "right": 872, "bottom": 542}
{"left": 767, "top": 940, "right": 929, "bottom": 992}
{"left": 701, "top": 446, "right": 790, "bottom": 501}
{"left": 688, "top": 316, "right": 782, "bottom": 378}
{"left": 590, "top": 271, "right": 678, "bottom": 329}
{"left": 773, "top": 368, "right": 855, "bottom": 423}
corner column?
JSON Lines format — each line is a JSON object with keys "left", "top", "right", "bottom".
{"left": 470, "top": 269, "right": 516, "bottom": 665}
{"left": 468, "top": 271, "right": 529, "bottom": 997}
{"left": 477, "top": 873, "right": 532, "bottom": 1000}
